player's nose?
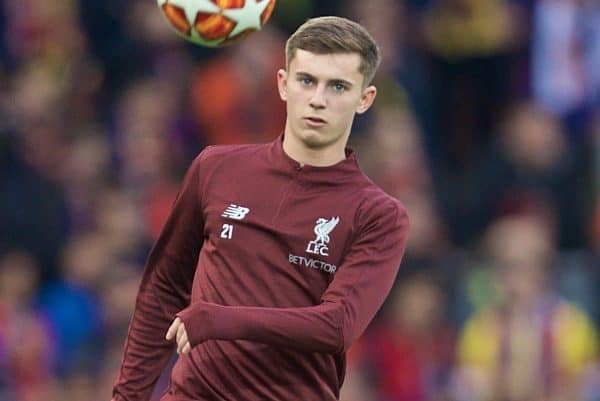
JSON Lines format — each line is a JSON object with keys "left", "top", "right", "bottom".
{"left": 309, "top": 86, "right": 326, "bottom": 109}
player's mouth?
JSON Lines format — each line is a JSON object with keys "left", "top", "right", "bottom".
{"left": 304, "top": 116, "right": 327, "bottom": 128}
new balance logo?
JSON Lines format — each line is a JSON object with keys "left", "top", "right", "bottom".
{"left": 222, "top": 204, "right": 250, "bottom": 220}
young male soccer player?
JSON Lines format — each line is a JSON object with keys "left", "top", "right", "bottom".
{"left": 112, "top": 16, "right": 409, "bottom": 401}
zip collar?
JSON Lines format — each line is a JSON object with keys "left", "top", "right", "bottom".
{"left": 266, "top": 133, "right": 362, "bottom": 183}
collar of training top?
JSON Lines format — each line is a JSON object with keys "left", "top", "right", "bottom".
{"left": 268, "top": 133, "right": 360, "bottom": 181}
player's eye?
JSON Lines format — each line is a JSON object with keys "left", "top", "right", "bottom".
{"left": 299, "top": 77, "right": 313, "bottom": 86}
{"left": 332, "top": 83, "right": 347, "bottom": 93}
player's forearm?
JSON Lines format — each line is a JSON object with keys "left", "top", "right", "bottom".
{"left": 113, "top": 286, "right": 177, "bottom": 401}
{"left": 113, "top": 248, "right": 198, "bottom": 399}
{"left": 177, "top": 207, "right": 408, "bottom": 355}
{"left": 177, "top": 300, "right": 347, "bottom": 353}
{"left": 176, "top": 226, "right": 407, "bottom": 354}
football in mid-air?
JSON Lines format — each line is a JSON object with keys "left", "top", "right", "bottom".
{"left": 157, "top": 0, "right": 276, "bottom": 47}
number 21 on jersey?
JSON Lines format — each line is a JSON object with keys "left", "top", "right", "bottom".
{"left": 221, "top": 223, "right": 234, "bottom": 239}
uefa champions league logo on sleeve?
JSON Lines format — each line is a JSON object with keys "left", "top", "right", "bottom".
{"left": 306, "top": 217, "right": 340, "bottom": 256}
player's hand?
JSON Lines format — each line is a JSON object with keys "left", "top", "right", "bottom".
{"left": 166, "top": 317, "right": 191, "bottom": 355}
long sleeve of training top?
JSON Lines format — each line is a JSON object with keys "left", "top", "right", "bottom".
{"left": 113, "top": 136, "right": 409, "bottom": 401}
{"left": 112, "top": 153, "right": 206, "bottom": 401}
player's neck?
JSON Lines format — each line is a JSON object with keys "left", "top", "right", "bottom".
{"left": 282, "top": 130, "right": 347, "bottom": 167}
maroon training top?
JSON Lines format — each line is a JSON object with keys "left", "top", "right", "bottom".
{"left": 113, "top": 135, "right": 409, "bottom": 401}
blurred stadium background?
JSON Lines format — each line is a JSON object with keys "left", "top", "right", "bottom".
{"left": 1, "top": 0, "right": 600, "bottom": 400}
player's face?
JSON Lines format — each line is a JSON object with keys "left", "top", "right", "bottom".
{"left": 277, "top": 49, "right": 376, "bottom": 151}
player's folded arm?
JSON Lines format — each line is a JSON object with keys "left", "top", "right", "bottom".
{"left": 177, "top": 200, "right": 409, "bottom": 354}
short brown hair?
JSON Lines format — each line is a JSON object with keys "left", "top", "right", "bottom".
{"left": 285, "top": 16, "right": 381, "bottom": 86}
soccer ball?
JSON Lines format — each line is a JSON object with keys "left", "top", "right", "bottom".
{"left": 157, "top": 0, "right": 276, "bottom": 47}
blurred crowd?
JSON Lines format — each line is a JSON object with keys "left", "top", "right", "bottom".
{"left": 1, "top": 0, "right": 600, "bottom": 400}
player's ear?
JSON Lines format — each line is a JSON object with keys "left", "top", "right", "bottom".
{"left": 356, "top": 85, "right": 377, "bottom": 114}
{"left": 277, "top": 69, "right": 288, "bottom": 101}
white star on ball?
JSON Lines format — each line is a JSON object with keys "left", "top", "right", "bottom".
{"left": 166, "top": 0, "right": 221, "bottom": 26}
{"left": 222, "top": 0, "right": 271, "bottom": 38}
